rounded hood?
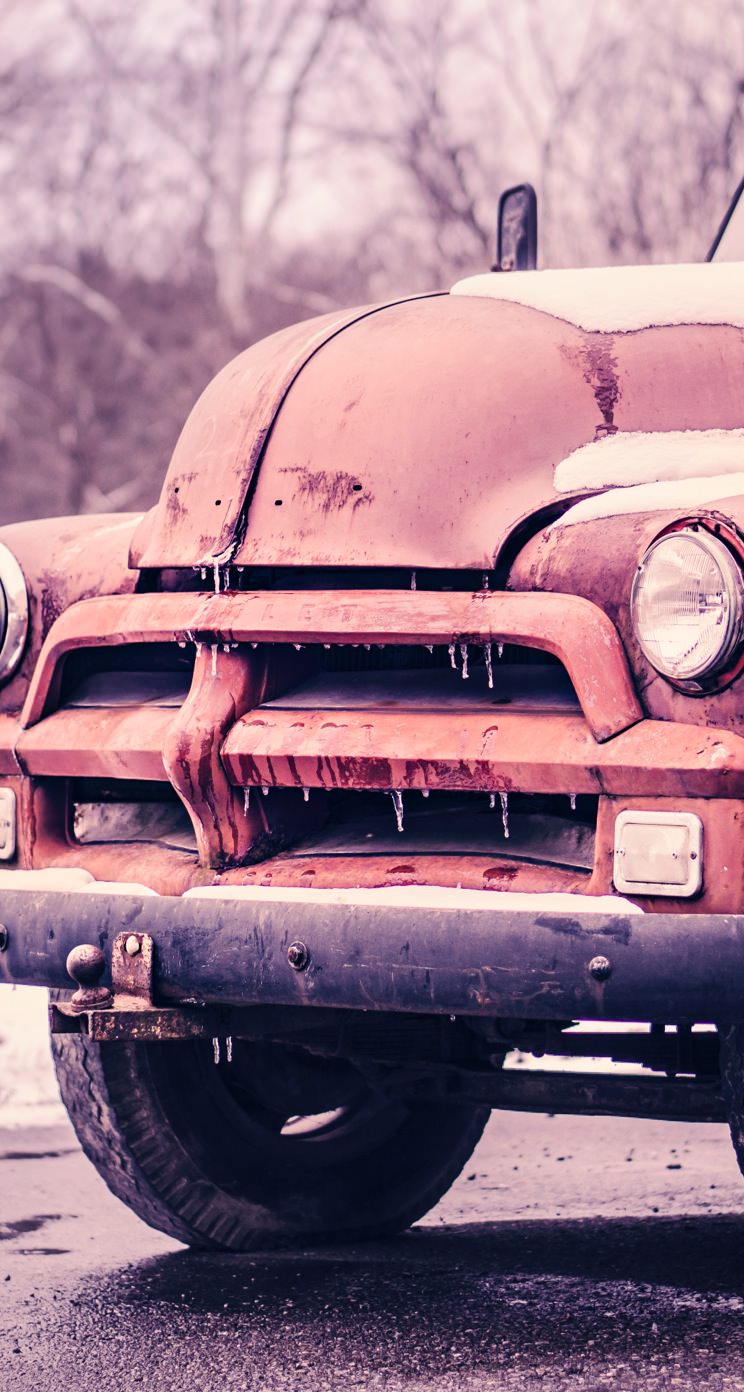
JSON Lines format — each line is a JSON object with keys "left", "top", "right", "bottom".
{"left": 130, "top": 267, "right": 744, "bottom": 574}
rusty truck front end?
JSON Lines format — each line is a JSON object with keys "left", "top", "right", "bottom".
{"left": 4, "top": 268, "right": 744, "bottom": 1248}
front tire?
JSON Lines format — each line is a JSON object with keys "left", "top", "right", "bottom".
{"left": 719, "top": 1025, "right": 744, "bottom": 1178}
{"left": 51, "top": 1026, "right": 488, "bottom": 1251}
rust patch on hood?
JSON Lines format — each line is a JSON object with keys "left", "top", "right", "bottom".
{"left": 580, "top": 338, "right": 620, "bottom": 438}
{"left": 276, "top": 466, "right": 372, "bottom": 513}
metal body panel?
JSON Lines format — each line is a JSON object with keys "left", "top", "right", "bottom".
{"left": 15, "top": 700, "right": 744, "bottom": 797}
{"left": 0, "top": 514, "right": 140, "bottom": 715}
{"left": 126, "top": 292, "right": 744, "bottom": 573}
{"left": 509, "top": 500, "right": 744, "bottom": 735}
{"left": 223, "top": 708, "right": 744, "bottom": 798}
{"left": 3, "top": 885, "right": 744, "bottom": 1023}
{"left": 27, "top": 839, "right": 589, "bottom": 896}
{"left": 17, "top": 706, "right": 172, "bottom": 779}
{"left": 129, "top": 301, "right": 414, "bottom": 569}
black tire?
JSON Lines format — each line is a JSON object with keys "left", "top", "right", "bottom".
{"left": 51, "top": 1014, "right": 489, "bottom": 1251}
{"left": 720, "top": 1025, "right": 744, "bottom": 1174}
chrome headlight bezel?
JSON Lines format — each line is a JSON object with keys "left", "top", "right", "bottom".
{"left": 0, "top": 542, "right": 29, "bottom": 684}
{"left": 630, "top": 524, "right": 744, "bottom": 689}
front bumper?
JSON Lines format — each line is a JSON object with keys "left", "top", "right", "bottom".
{"left": 2, "top": 880, "right": 744, "bottom": 1024}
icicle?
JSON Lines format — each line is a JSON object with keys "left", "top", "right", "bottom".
{"left": 448, "top": 642, "right": 458, "bottom": 670}
{"left": 459, "top": 643, "right": 469, "bottom": 679}
{"left": 213, "top": 561, "right": 221, "bottom": 594}
{"left": 223, "top": 643, "right": 230, "bottom": 653}
{"left": 489, "top": 793, "right": 496, "bottom": 810}
{"left": 410, "top": 570, "right": 417, "bottom": 591}
{"left": 497, "top": 642, "right": 504, "bottom": 660}
{"left": 323, "top": 643, "right": 331, "bottom": 649}
{"left": 484, "top": 643, "right": 493, "bottom": 689}
{"left": 569, "top": 794, "right": 577, "bottom": 811}
{"left": 421, "top": 789, "right": 430, "bottom": 798}
{"left": 500, "top": 791, "right": 510, "bottom": 839}
{"left": 231, "top": 642, "right": 239, "bottom": 649}
{"left": 482, "top": 572, "right": 490, "bottom": 591}
{"left": 226, "top": 1036, "right": 233, "bottom": 1064}
{"left": 251, "top": 641, "right": 258, "bottom": 649}
{"left": 210, "top": 643, "right": 218, "bottom": 677}
{"left": 389, "top": 790, "right": 405, "bottom": 833}
{"left": 364, "top": 644, "right": 371, "bottom": 650}
{"left": 426, "top": 644, "right": 434, "bottom": 654}
{"left": 195, "top": 641, "right": 203, "bottom": 655}
{"left": 243, "top": 787, "right": 252, "bottom": 813}
{"left": 185, "top": 629, "right": 195, "bottom": 644}
{"left": 177, "top": 639, "right": 187, "bottom": 649}
{"left": 262, "top": 785, "right": 270, "bottom": 796}
{"left": 200, "top": 567, "right": 207, "bottom": 581}
{"left": 303, "top": 788, "right": 310, "bottom": 802}
{"left": 293, "top": 643, "right": 304, "bottom": 650}
{"left": 212, "top": 1038, "right": 220, "bottom": 1065}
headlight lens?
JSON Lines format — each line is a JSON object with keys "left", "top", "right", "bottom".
{"left": 631, "top": 528, "right": 744, "bottom": 682}
{"left": 0, "top": 542, "right": 28, "bottom": 683}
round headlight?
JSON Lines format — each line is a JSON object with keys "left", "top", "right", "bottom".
{"left": 0, "top": 542, "right": 28, "bottom": 683}
{"left": 631, "top": 528, "right": 744, "bottom": 683}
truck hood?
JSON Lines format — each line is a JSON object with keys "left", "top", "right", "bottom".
{"left": 130, "top": 264, "right": 744, "bottom": 574}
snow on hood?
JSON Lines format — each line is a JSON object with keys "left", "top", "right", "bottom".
{"left": 451, "top": 262, "right": 744, "bottom": 332}
{"left": 550, "top": 473, "right": 744, "bottom": 528}
{"left": 554, "top": 429, "right": 744, "bottom": 493}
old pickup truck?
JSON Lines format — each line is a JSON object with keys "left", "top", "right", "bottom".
{"left": 3, "top": 184, "right": 744, "bottom": 1250}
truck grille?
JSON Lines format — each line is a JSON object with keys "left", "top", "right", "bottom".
{"left": 16, "top": 588, "right": 639, "bottom": 883}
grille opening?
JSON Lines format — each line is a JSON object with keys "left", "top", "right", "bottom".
{"left": 268, "top": 787, "right": 596, "bottom": 872}
{"left": 261, "top": 644, "right": 579, "bottom": 715}
{"left": 61, "top": 643, "right": 194, "bottom": 709}
{"left": 71, "top": 779, "right": 196, "bottom": 853}
{"left": 58, "top": 638, "right": 577, "bottom": 714}
{"left": 142, "top": 566, "right": 500, "bottom": 594}
{"left": 69, "top": 776, "right": 595, "bottom": 872}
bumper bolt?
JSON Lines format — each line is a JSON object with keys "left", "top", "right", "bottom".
{"left": 588, "top": 954, "right": 612, "bottom": 982}
{"left": 287, "top": 941, "right": 310, "bottom": 971}
{"left": 125, "top": 935, "right": 141, "bottom": 957}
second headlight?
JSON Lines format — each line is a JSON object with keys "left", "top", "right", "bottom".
{"left": 630, "top": 526, "right": 744, "bottom": 684}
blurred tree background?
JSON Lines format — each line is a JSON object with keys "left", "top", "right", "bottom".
{"left": 2, "top": 0, "right": 744, "bottom": 523}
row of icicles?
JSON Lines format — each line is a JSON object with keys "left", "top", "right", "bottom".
{"left": 180, "top": 635, "right": 506, "bottom": 688}
{"left": 191, "top": 567, "right": 571, "bottom": 840}
{"left": 244, "top": 785, "right": 578, "bottom": 838}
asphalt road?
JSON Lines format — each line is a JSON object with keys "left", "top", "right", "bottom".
{"left": 4, "top": 1107, "right": 744, "bottom": 1391}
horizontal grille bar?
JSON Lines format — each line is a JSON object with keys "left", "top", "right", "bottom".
{"left": 22, "top": 589, "right": 641, "bottom": 741}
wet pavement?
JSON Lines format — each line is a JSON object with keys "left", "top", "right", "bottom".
{"left": 4, "top": 1109, "right": 744, "bottom": 1390}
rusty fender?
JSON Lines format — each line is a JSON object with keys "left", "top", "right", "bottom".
{"left": 2, "top": 888, "right": 744, "bottom": 1023}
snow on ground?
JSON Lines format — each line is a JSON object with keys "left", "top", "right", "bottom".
{"left": 0, "top": 984, "right": 65, "bottom": 1127}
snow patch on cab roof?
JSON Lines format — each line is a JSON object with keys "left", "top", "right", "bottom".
{"left": 555, "top": 429, "right": 744, "bottom": 493}
{"left": 451, "top": 262, "right": 744, "bottom": 332}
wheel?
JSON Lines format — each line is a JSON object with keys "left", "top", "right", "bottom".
{"left": 719, "top": 1025, "right": 744, "bottom": 1175}
{"left": 51, "top": 1017, "right": 489, "bottom": 1251}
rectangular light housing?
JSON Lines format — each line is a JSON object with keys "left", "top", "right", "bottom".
{"left": 0, "top": 788, "right": 16, "bottom": 861}
{"left": 613, "top": 810, "right": 702, "bottom": 897}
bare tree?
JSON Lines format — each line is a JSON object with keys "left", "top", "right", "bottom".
{"left": 64, "top": 0, "right": 346, "bottom": 336}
